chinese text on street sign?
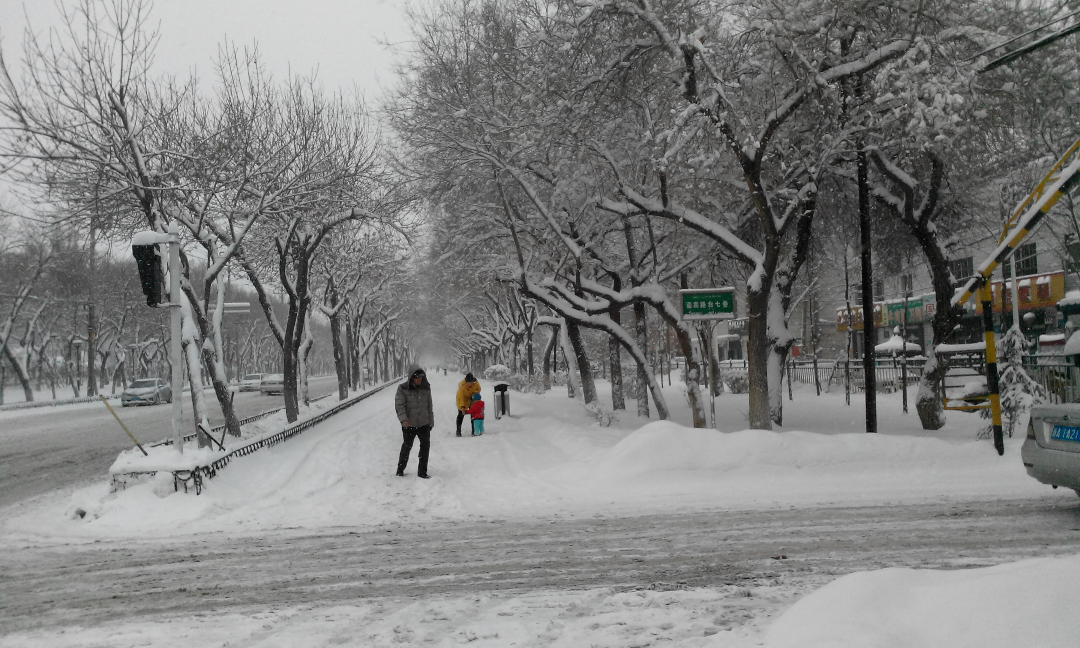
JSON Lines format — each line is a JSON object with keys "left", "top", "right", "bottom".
{"left": 679, "top": 288, "right": 735, "bottom": 321}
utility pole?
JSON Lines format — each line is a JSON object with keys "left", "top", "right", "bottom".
{"left": 168, "top": 222, "right": 183, "bottom": 451}
{"left": 131, "top": 225, "right": 183, "bottom": 451}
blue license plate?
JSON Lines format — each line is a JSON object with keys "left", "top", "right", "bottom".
{"left": 1051, "top": 425, "right": 1080, "bottom": 442}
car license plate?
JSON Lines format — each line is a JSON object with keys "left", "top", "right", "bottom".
{"left": 1050, "top": 425, "right": 1080, "bottom": 442}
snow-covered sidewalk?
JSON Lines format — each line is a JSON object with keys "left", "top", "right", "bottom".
{"left": 3, "top": 371, "right": 1077, "bottom": 647}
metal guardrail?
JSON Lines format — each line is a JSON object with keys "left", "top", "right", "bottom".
{"left": 0, "top": 393, "right": 119, "bottom": 412}
{"left": 170, "top": 380, "right": 400, "bottom": 494}
{"left": 185, "top": 392, "right": 334, "bottom": 443}
{"left": 0, "top": 384, "right": 223, "bottom": 412}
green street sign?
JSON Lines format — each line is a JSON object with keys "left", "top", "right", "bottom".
{"left": 679, "top": 288, "right": 735, "bottom": 320}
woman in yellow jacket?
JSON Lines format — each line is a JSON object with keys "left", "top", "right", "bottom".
{"left": 455, "top": 373, "right": 481, "bottom": 437}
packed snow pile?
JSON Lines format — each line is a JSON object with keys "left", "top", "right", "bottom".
{"left": 764, "top": 554, "right": 1080, "bottom": 648}
{"left": 109, "top": 445, "right": 224, "bottom": 475}
{"left": 4, "top": 373, "right": 1053, "bottom": 540}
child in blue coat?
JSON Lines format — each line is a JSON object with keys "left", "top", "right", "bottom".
{"left": 466, "top": 392, "right": 485, "bottom": 435}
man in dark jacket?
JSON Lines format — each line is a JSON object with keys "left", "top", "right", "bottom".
{"left": 395, "top": 366, "right": 434, "bottom": 478}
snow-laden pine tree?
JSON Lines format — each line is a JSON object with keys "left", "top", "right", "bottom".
{"left": 997, "top": 324, "right": 1048, "bottom": 439}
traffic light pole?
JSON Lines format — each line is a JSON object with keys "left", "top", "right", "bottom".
{"left": 168, "top": 222, "right": 183, "bottom": 453}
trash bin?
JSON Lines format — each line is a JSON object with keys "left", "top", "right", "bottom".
{"left": 493, "top": 383, "right": 510, "bottom": 419}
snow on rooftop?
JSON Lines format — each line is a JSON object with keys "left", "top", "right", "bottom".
{"left": 1064, "top": 331, "right": 1080, "bottom": 356}
{"left": 874, "top": 336, "right": 921, "bottom": 354}
{"left": 935, "top": 341, "right": 987, "bottom": 354}
{"left": 1059, "top": 289, "right": 1080, "bottom": 306}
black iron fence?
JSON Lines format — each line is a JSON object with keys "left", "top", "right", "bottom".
{"left": 717, "top": 358, "right": 924, "bottom": 394}
{"left": 116, "top": 380, "right": 399, "bottom": 495}
{"left": 718, "top": 355, "right": 1077, "bottom": 403}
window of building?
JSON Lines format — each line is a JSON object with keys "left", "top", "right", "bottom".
{"left": 874, "top": 280, "right": 884, "bottom": 301}
{"left": 1003, "top": 242, "right": 1037, "bottom": 278}
{"left": 900, "top": 274, "right": 913, "bottom": 297}
{"left": 948, "top": 257, "right": 974, "bottom": 282}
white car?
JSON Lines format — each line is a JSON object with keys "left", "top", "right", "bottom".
{"left": 239, "top": 373, "right": 265, "bottom": 392}
{"left": 1022, "top": 403, "right": 1080, "bottom": 496}
{"left": 259, "top": 374, "right": 284, "bottom": 395}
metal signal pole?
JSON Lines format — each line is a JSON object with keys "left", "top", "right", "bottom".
{"left": 168, "top": 222, "right": 183, "bottom": 452}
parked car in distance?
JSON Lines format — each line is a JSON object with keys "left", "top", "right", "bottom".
{"left": 259, "top": 374, "right": 284, "bottom": 395}
{"left": 1022, "top": 402, "right": 1080, "bottom": 496}
{"left": 239, "top": 373, "right": 265, "bottom": 392}
{"left": 121, "top": 378, "right": 172, "bottom": 407}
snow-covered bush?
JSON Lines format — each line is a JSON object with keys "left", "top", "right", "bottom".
{"left": 482, "top": 364, "right": 512, "bottom": 381}
{"left": 507, "top": 372, "right": 546, "bottom": 393}
{"left": 584, "top": 402, "right": 614, "bottom": 427}
{"left": 723, "top": 370, "right": 749, "bottom": 394}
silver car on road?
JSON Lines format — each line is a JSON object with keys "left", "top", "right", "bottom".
{"left": 121, "top": 378, "right": 172, "bottom": 407}
{"left": 239, "top": 373, "right": 265, "bottom": 392}
{"left": 259, "top": 373, "right": 284, "bottom": 395}
{"left": 1022, "top": 403, "right": 1080, "bottom": 495}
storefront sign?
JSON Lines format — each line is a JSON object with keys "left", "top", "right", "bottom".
{"left": 836, "top": 294, "right": 933, "bottom": 331}
{"left": 976, "top": 271, "right": 1065, "bottom": 314}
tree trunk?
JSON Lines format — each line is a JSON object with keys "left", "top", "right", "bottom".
{"left": 609, "top": 276, "right": 626, "bottom": 410}
{"left": 281, "top": 249, "right": 311, "bottom": 423}
{"left": 2, "top": 346, "right": 33, "bottom": 402}
{"left": 527, "top": 327, "right": 534, "bottom": 377}
{"left": 331, "top": 311, "right": 348, "bottom": 400}
{"left": 298, "top": 313, "right": 313, "bottom": 406}
{"left": 180, "top": 335, "right": 212, "bottom": 448}
{"left": 609, "top": 333, "right": 625, "bottom": 410}
{"left": 746, "top": 286, "right": 772, "bottom": 430}
{"left": 633, "top": 302, "right": 650, "bottom": 417}
{"left": 542, "top": 328, "right": 556, "bottom": 391}
{"left": 667, "top": 318, "right": 707, "bottom": 428}
{"left": 566, "top": 320, "right": 596, "bottom": 404}
{"left": 858, "top": 142, "right": 878, "bottom": 433}
{"left": 86, "top": 302, "right": 97, "bottom": 397}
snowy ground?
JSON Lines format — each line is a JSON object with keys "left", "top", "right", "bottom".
{"left": 2, "top": 372, "right": 1078, "bottom": 647}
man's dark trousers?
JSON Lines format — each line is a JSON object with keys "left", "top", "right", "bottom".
{"left": 398, "top": 425, "right": 431, "bottom": 475}
{"left": 455, "top": 410, "right": 466, "bottom": 436}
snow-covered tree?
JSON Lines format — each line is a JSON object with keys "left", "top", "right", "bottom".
{"left": 998, "top": 324, "right": 1048, "bottom": 439}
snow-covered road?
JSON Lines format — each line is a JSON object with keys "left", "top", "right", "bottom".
{"left": 3, "top": 372, "right": 1079, "bottom": 646}
{"left": 0, "top": 375, "right": 340, "bottom": 508}
{"left": 6, "top": 498, "right": 1080, "bottom": 644}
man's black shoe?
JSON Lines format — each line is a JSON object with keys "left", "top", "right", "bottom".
{"left": 395, "top": 471, "right": 404, "bottom": 477}
{"left": 417, "top": 473, "right": 431, "bottom": 479}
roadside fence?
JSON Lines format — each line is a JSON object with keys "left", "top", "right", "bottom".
{"left": 112, "top": 379, "right": 400, "bottom": 495}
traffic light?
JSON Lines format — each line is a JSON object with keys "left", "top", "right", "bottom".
{"left": 131, "top": 243, "right": 164, "bottom": 307}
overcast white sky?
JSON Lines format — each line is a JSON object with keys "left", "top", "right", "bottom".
{"left": 0, "top": 0, "right": 411, "bottom": 101}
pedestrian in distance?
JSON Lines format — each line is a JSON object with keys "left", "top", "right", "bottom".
{"left": 466, "top": 392, "right": 485, "bottom": 435}
{"left": 455, "top": 372, "right": 481, "bottom": 437}
{"left": 395, "top": 366, "right": 434, "bottom": 478}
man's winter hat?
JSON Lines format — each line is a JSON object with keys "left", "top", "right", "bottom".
{"left": 410, "top": 366, "right": 426, "bottom": 378}
{"left": 471, "top": 392, "right": 481, "bottom": 401}
{"left": 465, "top": 373, "right": 476, "bottom": 382}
